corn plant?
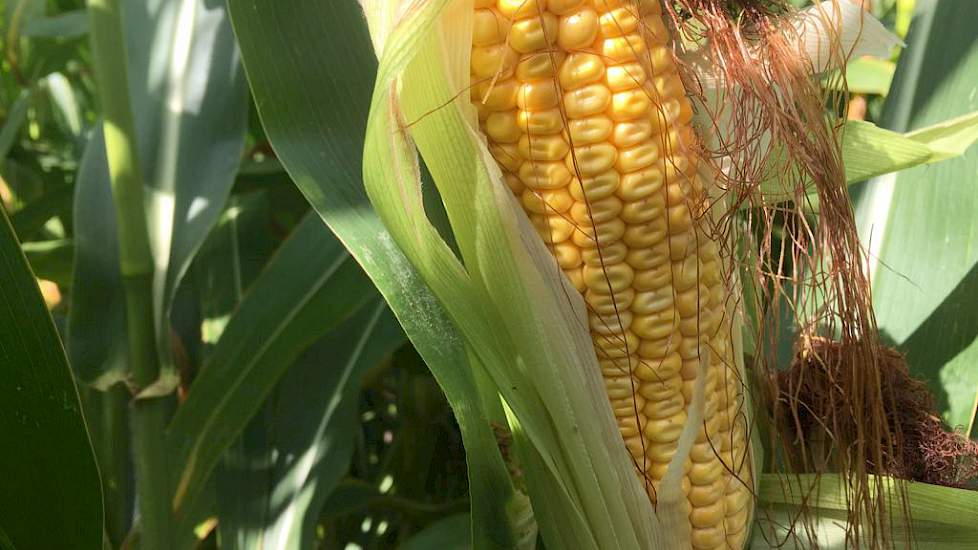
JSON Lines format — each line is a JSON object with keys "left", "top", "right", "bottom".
{"left": 1, "top": 0, "right": 977, "bottom": 549}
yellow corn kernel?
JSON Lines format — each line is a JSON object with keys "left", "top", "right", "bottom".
{"left": 568, "top": 170, "right": 619, "bottom": 201}
{"left": 518, "top": 133, "right": 570, "bottom": 161}
{"left": 590, "top": 310, "right": 633, "bottom": 335}
{"left": 548, "top": 0, "right": 585, "bottom": 15}
{"left": 606, "top": 61, "right": 646, "bottom": 91}
{"left": 569, "top": 194, "right": 623, "bottom": 225}
{"left": 509, "top": 12, "right": 558, "bottom": 53}
{"left": 616, "top": 167, "right": 663, "bottom": 201}
{"left": 587, "top": 287, "right": 635, "bottom": 315}
{"left": 566, "top": 116, "right": 614, "bottom": 146}
{"left": 632, "top": 309, "right": 678, "bottom": 340}
{"left": 471, "top": 43, "right": 519, "bottom": 79}
{"left": 620, "top": 195, "right": 665, "bottom": 224}
{"left": 581, "top": 239, "right": 628, "bottom": 266}
{"left": 634, "top": 352, "right": 682, "bottom": 382}
{"left": 557, "top": 6, "right": 599, "bottom": 50}
{"left": 631, "top": 287, "right": 673, "bottom": 315}
{"left": 517, "top": 80, "right": 560, "bottom": 110}
{"left": 515, "top": 51, "right": 564, "bottom": 80}
{"left": 517, "top": 108, "right": 565, "bottom": 134}
{"left": 473, "top": 9, "right": 511, "bottom": 46}
{"left": 599, "top": 6, "right": 640, "bottom": 37}
{"left": 564, "top": 83, "right": 612, "bottom": 118}
{"left": 558, "top": 53, "right": 605, "bottom": 90}
{"left": 570, "top": 217, "right": 626, "bottom": 248}
{"left": 521, "top": 187, "right": 574, "bottom": 214}
{"left": 497, "top": 0, "right": 545, "bottom": 19}
{"left": 519, "top": 159, "right": 571, "bottom": 189}
{"left": 610, "top": 88, "right": 652, "bottom": 121}
{"left": 529, "top": 213, "right": 576, "bottom": 243}
{"left": 643, "top": 411, "right": 687, "bottom": 443}
{"left": 485, "top": 110, "right": 522, "bottom": 143}
{"left": 601, "top": 33, "right": 646, "bottom": 63}
{"left": 583, "top": 261, "right": 633, "bottom": 294}
{"left": 567, "top": 142, "right": 618, "bottom": 176}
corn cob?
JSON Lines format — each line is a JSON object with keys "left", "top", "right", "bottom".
{"left": 470, "top": 0, "right": 753, "bottom": 547}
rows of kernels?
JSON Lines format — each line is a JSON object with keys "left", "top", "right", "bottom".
{"left": 470, "top": 1, "right": 751, "bottom": 547}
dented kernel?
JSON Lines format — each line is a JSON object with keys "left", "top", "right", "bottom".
{"left": 509, "top": 13, "right": 558, "bottom": 53}
{"left": 557, "top": 7, "right": 599, "bottom": 50}
{"left": 559, "top": 53, "right": 606, "bottom": 90}
{"left": 473, "top": 9, "right": 511, "bottom": 46}
{"left": 564, "top": 83, "right": 612, "bottom": 118}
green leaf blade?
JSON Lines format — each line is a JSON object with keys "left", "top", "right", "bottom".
{"left": 855, "top": 0, "right": 978, "bottom": 433}
{"left": 0, "top": 207, "right": 103, "bottom": 550}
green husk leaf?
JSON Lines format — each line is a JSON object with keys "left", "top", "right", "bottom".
{"left": 753, "top": 474, "right": 978, "bottom": 548}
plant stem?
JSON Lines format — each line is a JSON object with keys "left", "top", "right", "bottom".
{"left": 87, "top": 1, "right": 171, "bottom": 547}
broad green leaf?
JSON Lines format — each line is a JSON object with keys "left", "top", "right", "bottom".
{"left": 21, "top": 238, "right": 73, "bottom": 286}
{"left": 69, "top": 0, "right": 247, "bottom": 391}
{"left": 167, "top": 212, "right": 375, "bottom": 531}
{"left": 855, "top": 0, "right": 978, "bottom": 433}
{"left": 753, "top": 474, "right": 978, "bottom": 548}
{"left": 0, "top": 206, "right": 102, "bottom": 550}
{"left": 9, "top": 183, "right": 73, "bottom": 240}
{"left": 757, "top": 113, "right": 978, "bottom": 206}
{"left": 79, "top": 384, "right": 134, "bottom": 547}
{"left": 123, "top": 0, "right": 248, "bottom": 395}
{"left": 68, "top": 127, "right": 128, "bottom": 386}
{"left": 217, "top": 302, "right": 405, "bottom": 550}
{"left": 0, "top": 90, "right": 30, "bottom": 164}
{"left": 826, "top": 57, "right": 896, "bottom": 96}
{"left": 44, "top": 72, "right": 83, "bottom": 137}
{"left": 23, "top": 9, "right": 88, "bottom": 39}
{"left": 400, "top": 513, "right": 472, "bottom": 550}
{"left": 227, "top": 1, "right": 521, "bottom": 547}
{"left": 164, "top": 192, "right": 275, "bottom": 550}
{"left": 194, "top": 191, "right": 275, "bottom": 351}
{"left": 844, "top": 111, "right": 978, "bottom": 183}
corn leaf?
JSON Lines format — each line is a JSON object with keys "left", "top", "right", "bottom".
{"left": 9, "top": 183, "right": 73, "bottom": 241}
{"left": 400, "top": 513, "right": 472, "bottom": 550}
{"left": 21, "top": 238, "right": 73, "bottom": 287}
{"left": 68, "top": 127, "right": 129, "bottom": 386}
{"left": 0, "top": 90, "right": 30, "bottom": 164}
{"left": 753, "top": 474, "right": 978, "bottom": 548}
{"left": 855, "top": 0, "right": 978, "bottom": 434}
{"left": 216, "top": 301, "right": 404, "bottom": 550}
{"left": 0, "top": 206, "right": 103, "bottom": 550}
{"left": 22, "top": 8, "right": 88, "bottom": 38}
{"left": 68, "top": 0, "right": 247, "bottom": 393}
{"left": 844, "top": 111, "right": 978, "bottom": 183}
{"left": 825, "top": 57, "right": 896, "bottom": 96}
{"left": 167, "top": 212, "right": 375, "bottom": 530}
{"left": 225, "top": 1, "right": 521, "bottom": 547}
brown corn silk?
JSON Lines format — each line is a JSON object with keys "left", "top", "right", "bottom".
{"left": 470, "top": 1, "right": 752, "bottom": 548}
{"left": 665, "top": 1, "right": 909, "bottom": 548}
